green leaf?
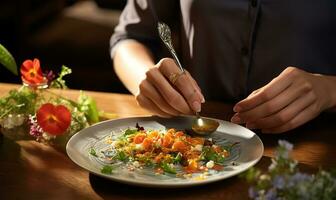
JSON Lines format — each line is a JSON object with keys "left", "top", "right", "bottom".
{"left": 161, "top": 162, "right": 176, "bottom": 174}
{"left": 202, "top": 146, "right": 226, "bottom": 164}
{"left": 115, "top": 150, "right": 128, "bottom": 162}
{"left": 101, "top": 165, "right": 113, "bottom": 174}
{"left": 77, "top": 91, "right": 99, "bottom": 123}
{"left": 89, "top": 148, "right": 97, "bottom": 157}
{"left": 124, "top": 129, "right": 137, "bottom": 136}
{"left": 0, "top": 44, "right": 18, "bottom": 75}
{"left": 173, "top": 152, "right": 182, "bottom": 164}
{"left": 50, "top": 65, "right": 72, "bottom": 89}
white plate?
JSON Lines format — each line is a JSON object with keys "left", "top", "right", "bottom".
{"left": 66, "top": 116, "right": 263, "bottom": 188}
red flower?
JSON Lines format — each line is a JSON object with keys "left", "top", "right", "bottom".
{"left": 20, "top": 58, "right": 46, "bottom": 86}
{"left": 36, "top": 103, "right": 71, "bottom": 135}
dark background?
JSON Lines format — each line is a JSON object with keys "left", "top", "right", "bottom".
{"left": 0, "top": 0, "right": 128, "bottom": 93}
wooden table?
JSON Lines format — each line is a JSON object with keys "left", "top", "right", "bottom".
{"left": 1, "top": 83, "right": 335, "bottom": 199}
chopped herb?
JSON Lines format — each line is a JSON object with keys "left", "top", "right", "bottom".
{"left": 115, "top": 150, "right": 128, "bottom": 161}
{"left": 101, "top": 165, "right": 114, "bottom": 174}
{"left": 89, "top": 148, "right": 97, "bottom": 157}
{"left": 173, "top": 152, "right": 182, "bottom": 164}
{"left": 161, "top": 162, "right": 176, "bottom": 174}
{"left": 124, "top": 128, "right": 137, "bottom": 136}
{"left": 202, "top": 146, "right": 226, "bottom": 164}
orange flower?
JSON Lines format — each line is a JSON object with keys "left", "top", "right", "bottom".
{"left": 36, "top": 103, "right": 71, "bottom": 135}
{"left": 20, "top": 58, "right": 46, "bottom": 86}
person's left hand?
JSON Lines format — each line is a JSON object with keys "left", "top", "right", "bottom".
{"left": 231, "top": 67, "right": 336, "bottom": 133}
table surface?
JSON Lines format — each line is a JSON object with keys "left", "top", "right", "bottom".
{"left": 1, "top": 83, "right": 335, "bottom": 199}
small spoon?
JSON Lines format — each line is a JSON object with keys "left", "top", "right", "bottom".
{"left": 192, "top": 112, "right": 220, "bottom": 135}
{"left": 157, "top": 22, "right": 219, "bottom": 135}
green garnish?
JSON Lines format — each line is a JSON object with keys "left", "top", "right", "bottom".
{"left": 202, "top": 146, "right": 226, "bottom": 164}
{"left": 161, "top": 162, "right": 177, "bottom": 174}
{"left": 173, "top": 153, "right": 182, "bottom": 164}
{"left": 89, "top": 148, "right": 97, "bottom": 157}
{"left": 124, "top": 129, "right": 137, "bottom": 136}
{"left": 115, "top": 150, "right": 128, "bottom": 161}
{"left": 101, "top": 165, "right": 114, "bottom": 174}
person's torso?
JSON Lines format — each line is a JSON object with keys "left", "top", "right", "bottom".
{"left": 177, "top": 0, "right": 336, "bottom": 102}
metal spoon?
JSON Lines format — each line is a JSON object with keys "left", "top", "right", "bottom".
{"left": 157, "top": 22, "right": 219, "bottom": 135}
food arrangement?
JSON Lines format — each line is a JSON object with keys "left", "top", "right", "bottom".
{"left": 90, "top": 124, "right": 238, "bottom": 179}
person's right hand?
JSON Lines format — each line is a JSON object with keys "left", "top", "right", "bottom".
{"left": 135, "top": 58, "right": 205, "bottom": 117}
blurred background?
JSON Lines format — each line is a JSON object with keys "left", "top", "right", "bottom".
{"left": 0, "top": 0, "right": 128, "bottom": 93}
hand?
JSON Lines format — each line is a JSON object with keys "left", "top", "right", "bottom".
{"left": 135, "top": 58, "right": 204, "bottom": 117}
{"left": 231, "top": 67, "right": 336, "bottom": 133}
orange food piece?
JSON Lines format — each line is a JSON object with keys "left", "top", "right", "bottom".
{"left": 142, "top": 138, "right": 153, "bottom": 151}
{"left": 154, "top": 153, "right": 164, "bottom": 163}
{"left": 166, "top": 128, "right": 176, "bottom": 134}
{"left": 190, "top": 137, "right": 205, "bottom": 146}
{"left": 212, "top": 164, "right": 224, "bottom": 171}
{"left": 148, "top": 131, "right": 159, "bottom": 139}
{"left": 213, "top": 145, "right": 223, "bottom": 153}
{"left": 172, "top": 140, "right": 188, "bottom": 153}
{"left": 162, "top": 132, "right": 173, "bottom": 148}
{"left": 222, "top": 149, "right": 229, "bottom": 157}
{"left": 174, "top": 131, "right": 185, "bottom": 137}
{"left": 185, "top": 159, "right": 199, "bottom": 173}
{"left": 133, "top": 133, "right": 147, "bottom": 144}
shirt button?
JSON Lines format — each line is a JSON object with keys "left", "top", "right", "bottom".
{"left": 251, "top": 0, "right": 257, "bottom": 7}
{"left": 241, "top": 47, "right": 249, "bottom": 56}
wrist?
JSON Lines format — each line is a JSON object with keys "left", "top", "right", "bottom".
{"left": 322, "top": 75, "right": 336, "bottom": 111}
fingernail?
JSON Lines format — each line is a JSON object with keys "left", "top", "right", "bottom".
{"left": 231, "top": 115, "right": 241, "bottom": 124}
{"left": 201, "top": 96, "right": 205, "bottom": 103}
{"left": 233, "top": 105, "right": 241, "bottom": 112}
{"left": 192, "top": 101, "right": 201, "bottom": 112}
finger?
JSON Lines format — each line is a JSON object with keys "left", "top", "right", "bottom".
{"left": 158, "top": 59, "right": 202, "bottom": 112}
{"left": 139, "top": 79, "right": 180, "bottom": 116}
{"left": 185, "top": 70, "right": 205, "bottom": 102}
{"left": 233, "top": 70, "right": 293, "bottom": 112}
{"left": 145, "top": 67, "right": 192, "bottom": 114}
{"left": 261, "top": 102, "right": 320, "bottom": 133}
{"left": 135, "top": 94, "right": 172, "bottom": 118}
{"left": 237, "top": 81, "right": 313, "bottom": 123}
{"left": 246, "top": 90, "right": 317, "bottom": 129}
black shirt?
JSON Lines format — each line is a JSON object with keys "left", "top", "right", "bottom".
{"left": 110, "top": 0, "right": 336, "bottom": 103}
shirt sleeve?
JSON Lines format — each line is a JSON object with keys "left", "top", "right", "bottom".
{"left": 110, "top": 0, "right": 179, "bottom": 59}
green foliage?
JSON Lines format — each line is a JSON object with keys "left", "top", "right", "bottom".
{"left": 50, "top": 65, "right": 72, "bottom": 89}
{"left": 0, "top": 87, "right": 37, "bottom": 119}
{"left": 0, "top": 44, "right": 18, "bottom": 75}
{"left": 77, "top": 91, "right": 99, "bottom": 124}
{"left": 101, "top": 165, "right": 114, "bottom": 174}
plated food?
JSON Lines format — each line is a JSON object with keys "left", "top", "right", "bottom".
{"left": 66, "top": 116, "right": 263, "bottom": 187}
{"left": 89, "top": 123, "right": 238, "bottom": 178}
